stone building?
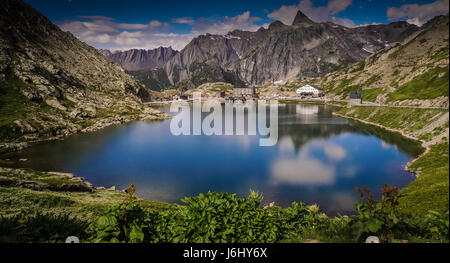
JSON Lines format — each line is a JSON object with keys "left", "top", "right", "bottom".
{"left": 296, "top": 84, "right": 324, "bottom": 97}
{"left": 349, "top": 90, "right": 362, "bottom": 105}
{"left": 233, "top": 85, "right": 258, "bottom": 99}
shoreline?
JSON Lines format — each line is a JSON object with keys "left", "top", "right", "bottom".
{"left": 0, "top": 108, "right": 171, "bottom": 155}
{"left": 332, "top": 111, "right": 428, "bottom": 177}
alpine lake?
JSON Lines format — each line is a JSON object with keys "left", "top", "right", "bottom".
{"left": 1, "top": 103, "right": 424, "bottom": 215}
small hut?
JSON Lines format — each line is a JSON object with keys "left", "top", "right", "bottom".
{"left": 233, "top": 85, "right": 258, "bottom": 99}
{"left": 349, "top": 90, "right": 362, "bottom": 105}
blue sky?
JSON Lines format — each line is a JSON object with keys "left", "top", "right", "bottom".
{"left": 24, "top": 0, "right": 449, "bottom": 51}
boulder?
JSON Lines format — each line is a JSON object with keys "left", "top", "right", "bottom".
{"left": 45, "top": 98, "right": 67, "bottom": 111}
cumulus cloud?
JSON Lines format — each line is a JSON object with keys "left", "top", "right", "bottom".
{"left": 328, "top": 0, "right": 352, "bottom": 15}
{"left": 59, "top": 11, "right": 263, "bottom": 51}
{"left": 271, "top": 154, "right": 336, "bottom": 185}
{"left": 193, "top": 11, "right": 262, "bottom": 35}
{"left": 387, "top": 0, "right": 449, "bottom": 26}
{"left": 267, "top": 0, "right": 356, "bottom": 27}
{"left": 59, "top": 15, "right": 176, "bottom": 50}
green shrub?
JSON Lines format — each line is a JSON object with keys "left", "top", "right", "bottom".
{"left": 167, "top": 191, "right": 277, "bottom": 243}
{"left": 87, "top": 183, "right": 156, "bottom": 243}
{"left": 348, "top": 184, "right": 449, "bottom": 243}
{"left": 88, "top": 186, "right": 278, "bottom": 243}
{"left": 350, "top": 185, "right": 404, "bottom": 242}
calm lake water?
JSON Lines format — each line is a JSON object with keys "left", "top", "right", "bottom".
{"left": 1, "top": 104, "right": 423, "bottom": 215}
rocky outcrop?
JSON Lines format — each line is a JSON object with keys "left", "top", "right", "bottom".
{"left": 0, "top": 0, "right": 166, "bottom": 149}
{"left": 0, "top": 167, "right": 93, "bottom": 192}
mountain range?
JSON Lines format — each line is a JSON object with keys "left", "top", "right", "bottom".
{"left": 101, "top": 47, "right": 178, "bottom": 71}
{"left": 100, "top": 10, "right": 420, "bottom": 91}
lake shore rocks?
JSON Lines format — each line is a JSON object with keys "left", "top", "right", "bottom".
{"left": 0, "top": 107, "right": 171, "bottom": 155}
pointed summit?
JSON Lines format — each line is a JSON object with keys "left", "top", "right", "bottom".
{"left": 292, "top": 10, "right": 314, "bottom": 25}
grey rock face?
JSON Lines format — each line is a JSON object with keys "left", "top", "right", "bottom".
{"left": 163, "top": 10, "right": 419, "bottom": 86}
{"left": 104, "top": 47, "right": 178, "bottom": 71}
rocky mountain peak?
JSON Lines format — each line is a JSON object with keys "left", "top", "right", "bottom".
{"left": 292, "top": 10, "right": 314, "bottom": 25}
{"left": 268, "top": 20, "right": 286, "bottom": 30}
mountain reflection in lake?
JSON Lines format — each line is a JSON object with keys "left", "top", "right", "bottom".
{"left": 1, "top": 104, "right": 422, "bottom": 215}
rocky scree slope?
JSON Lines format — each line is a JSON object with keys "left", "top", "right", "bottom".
{"left": 0, "top": 0, "right": 165, "bottom": 152}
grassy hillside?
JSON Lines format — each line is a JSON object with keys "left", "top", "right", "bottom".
{"left": 336, "top": 106, "right": 449, "bottom": 215}
{"left": 277, "top": 15, "right": 449, "bottom": 107}
{"left": 399, "top": 142, "right": 449, "bottom": 215}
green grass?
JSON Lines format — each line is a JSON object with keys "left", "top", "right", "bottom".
{"left": 364, "top": 74, "right": 382, "bottom": 87}
{"left": 362, "top": 88, "right": 384, "bottom": 102}
{"left": 431, "top": 46, "right": 449, "bottom": 62}
{"left": 0, "top": 168, "right": 180, "bottom": 221}
{"left": 327, "top": 100, "right": 348, "bottom": 106}
{"left": 0, "top": 77, "right": 29, "bottom": 141}
{"left": 399, "top": 143, "right": 449, "bottom": 216}
{"left": 338, "top": 106, "right": 447, "bottom": 133}
{"left": 387, "top": 66, "right": 449, "bottom": 101}
{"left": 332, "top": 76, "right": 362, "bottom": 97}
{"left": 338, "top": 105, "right": 449, "bottom": 217}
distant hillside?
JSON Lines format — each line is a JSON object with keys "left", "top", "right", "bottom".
{"left": 127, "top": 68, "right": 172, "bottom": 92}
{"left": 0, "top": 0, "right": 164, "bottom": 149}
{"left": 103, "top": 47, "right": 178, "bottom": 71}
{"left": 312, "top": 14, "right": 449, "bottom": 107}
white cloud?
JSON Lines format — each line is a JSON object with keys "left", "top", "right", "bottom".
{"left": 328, "top": 0, "right": 352, "bottom": 15}
{"left": 323, "top": 143, "right": 347, "bottom": 161}
{"left": 193, "top": 11, "right": 262, "bottom": 35}
{"left": 270, "top": 139, "right": 348, "bottom": 185}
{"left": 387, "top": 0, "right": 449, "bottom": 26}
{"left": 172, "top": 17, "right": 195, "bottom": 24}
{"left": 117, "top": 23, "right": 149, "bottom": 30}
{"left": 59, "top": 11, "right": 264, "bottom": 51}
{"left": 267, "top": 0, "right": 356, "bottom": 27}
{"left": 271, "top": 154, "right": 336, "bottom": 185}
{"left": 113, "top": 31, "right": 144, "bottom": 46}
{"left": 278, "top": 136, "right": 295, "bottom": 154}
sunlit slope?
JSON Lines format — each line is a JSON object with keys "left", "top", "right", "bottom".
{"left": 315, "top": 14, "right": 449, "bottom": 107}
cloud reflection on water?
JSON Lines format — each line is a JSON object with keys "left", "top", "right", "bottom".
{"left": 271, "top": 138, "right": 348, "bottom": 186}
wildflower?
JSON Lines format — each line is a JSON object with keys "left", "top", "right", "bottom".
{"left": 308, "top": 204, "right": 319, "bottom": 214}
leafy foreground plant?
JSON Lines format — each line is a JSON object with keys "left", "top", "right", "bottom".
{"left": 349, "top": 184, "right": 449, "bottom": 243}
{"left": 88, "top": 187, "right": 279, "bottom": 243}
{"left": 4, "top": 182, "right": 446, "bottom": 243}
{"left": 87, "top": 183, "right": 449, "bottom": 243}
